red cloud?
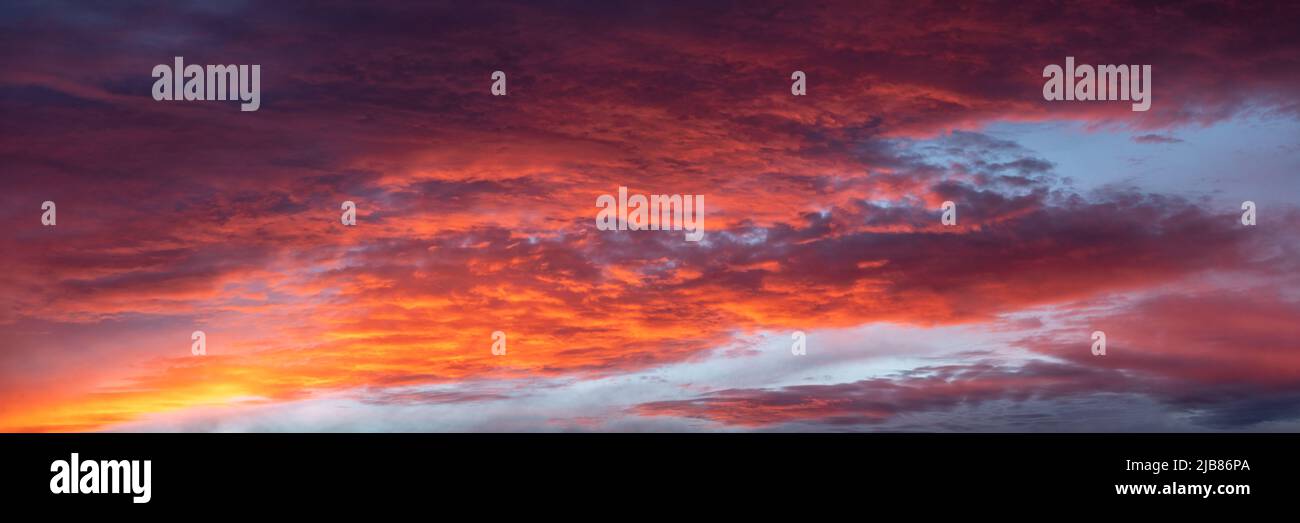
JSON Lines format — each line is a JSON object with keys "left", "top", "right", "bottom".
{"left": 1, "top": 1, "right": 1297, "bottom": 431}
{"left": 635, "top": 289, "right": 1300, "bottom": 429}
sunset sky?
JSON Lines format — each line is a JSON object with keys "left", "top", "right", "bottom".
{"left": 2, "top": 0, "right": 1298, "bottom": 432}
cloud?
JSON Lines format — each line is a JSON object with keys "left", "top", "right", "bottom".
{"left": 1132, "top": 133, "right": 1184, "bottom": 144}
{"left": 635, "top": 288, "right": 1300, "bottom": 430}
{"left": 635, "top": 359, "right": 1128, "bottom": 427}
{"left": 1, "top": 1, "right": 1298, "bottom": 431}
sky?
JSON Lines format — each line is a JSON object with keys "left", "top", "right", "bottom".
{"left": 1, "top": 0, "right": 1298, "bottom": 432}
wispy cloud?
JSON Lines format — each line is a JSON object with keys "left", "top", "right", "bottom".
{"left": 2, "top": 0, "right": 1298, "bottom": 432}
